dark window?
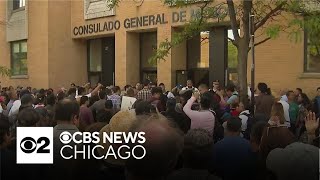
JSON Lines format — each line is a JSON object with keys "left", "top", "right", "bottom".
{"left": 11, "top": 40, "right": 28, "bottom": 76}
{"left": 304, "top": 30, "right": 320, "bottom": 72}
{"left": 13, "top": 0, "right": 25, "bottom": 10}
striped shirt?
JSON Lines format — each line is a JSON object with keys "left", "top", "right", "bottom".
{"left": 137, "top": 88, "right": 152, "bottom": 101}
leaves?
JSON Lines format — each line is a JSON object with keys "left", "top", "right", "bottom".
{"left": 266, "top": 24, "right": 281, "bottom": 39}
{"left": 0, "top": 66, "right": 11, "bottom": 77}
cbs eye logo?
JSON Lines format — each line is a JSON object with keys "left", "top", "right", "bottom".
{"left": 16, "top": 127, "right": 53, "bottom": 164}
{"left": 59, "top": 131, "right": 72, "bottom": 144}
{"left": 20, "top": 137, "right": 50, "bottom": 154}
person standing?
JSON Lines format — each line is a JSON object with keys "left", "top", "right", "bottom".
{"left": 313, "top": 87, "right": 320, "bottom": 118}
{"left": 182, "top": 80, "right": 199, "bottom": 92}
{"left": 137, "top": 80, "right": 152, "bottom": 101}
{"left": 255, "top": 83, "right": 274, "bottom": 121}
{"left": 287, "top": 90, "right": 299, "bottom": 133}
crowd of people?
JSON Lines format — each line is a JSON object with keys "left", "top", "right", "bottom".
{"left": 0, "top": 80, "right": 319, "bottom": 180}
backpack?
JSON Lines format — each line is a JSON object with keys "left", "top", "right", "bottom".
{"left": 241, "top": 112, "right": 255, "bottom": 140}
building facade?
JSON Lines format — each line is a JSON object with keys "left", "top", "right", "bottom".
{"left": 0, "top": 0, "right": 319, "bottom": 96}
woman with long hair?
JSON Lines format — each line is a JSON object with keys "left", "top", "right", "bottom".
{"left": 255, "top": 83, "right": 275, "bottom": 121}
{"left": 268, "top": 102, "right": 286, "bottom": 126}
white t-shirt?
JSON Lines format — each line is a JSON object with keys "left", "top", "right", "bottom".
{"left": 75, "top": 93, "right": 92, "bottom": 99}
{"left": 278, "top": 100, "right": 291, "bottom": 127}
{"left": 239, "top": 110, "right": 250, "bottom": 131}
{"left": 280, "top": 95, "right": 288, "bottom": 102}
{"left": 8, "top": 100, "right": 21, "bottom": 117}
{"left": 181, "top": 87, "right": 199, "bottom": 92}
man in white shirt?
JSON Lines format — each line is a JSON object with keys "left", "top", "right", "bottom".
{"left": 182, "top": 80, "right": 198, "bottom": 92}
{"left": 75, "top": 83, "right": 102, "bottom": 100}
{"left": 8, "top": 89, "right": 30, "bottom": 117}
{"left": 278, "top": 100, "right": 291, "bottom": 128}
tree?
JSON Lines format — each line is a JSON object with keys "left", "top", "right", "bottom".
{"left": 109, "top": 0, "right": 320, "bottom": 106}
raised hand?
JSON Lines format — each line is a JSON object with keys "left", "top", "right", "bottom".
{"left": 305, "top": 112, "right": 319, "bottom": 135}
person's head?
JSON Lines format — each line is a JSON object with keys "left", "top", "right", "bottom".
{"left": 250, "top": 121, "right": 268, "bottom": 152}
{"left": 70, "top": 83, "right": 76, "bottom": 88}
{"left": 297, "top": 93, "right": 311, "bottom": 108}
{"left": 133, "top": 100, "right": 152, "bottom": 115}
{"left": 55, "top": 98, "right": 80, "bottom": 125}
{"left": 151, "top": 87, "right": 162, "bottom": 99}
{"left": 126, "top": 88, "right": 135, "bottom": 97}
{"left": 158, "top": 83, "right": 165, "bottom": 93}
{"left": 198, "top": 84, "right": 209, "bottom": 94}
{"left": 225, "top": 85, "right": 235, "bottom": 97}
{"left": 80, "top": 96, "right": 89, "bottom": 107}
{"left": 36, "top": 93, "right": 46, "bottom": 104}
{"left": 57, "top": 91, "right": 66, "bottom": 102}
{"left": 78, "top": 87, "right": 86, "bottom": 96}
{"left": 8, "top": 90, "right": 18, "bottom": 100}
{"left": 225, "top": 117, "right": 242, "bottom": 137}
{"left": 35, "top": 107, "right": 50, "bottom": 127}
{"left": 21, "top": 94, "right": 34, "bottom": 107}
{"left": 112, "top": 86, "right": 121, "bottom": 95}
{"left": 200, "top": 92, "right": 213, "bottom": 110}
{"left": 235, "top": 102, "right": 245, "bottom": 112}
{"left": 98, "top": 90, "right": 107, "bottom": 100}
{"left": 294, "top": 88, "right": 302, "bottom": 96}
{"left": 136, "top": 83, "right": 142, "bottom": 91}
{"left": 317, "top": 87, "right": 320, "bottom": 96}
{"left": 105, "top": 100, "right": 113, "bottom": 110}
{"left": 186, "top": 80, "right": 193, "bottom": 88}
{"left": 286, "top": 90, "right": 295, "bottom": 102}
{"left": 270, "top": 102, "right": 285, "bottom": 125}
{"left": 179, "top": 90, "right": 193, "bottom": 106}
{"left": 17, "top": 107, "right": 40, "bottom": 127}
{"left": 124, "top": 85, "right": 132, "bottom": 91}
{"left": 0, "top": 114, "right": 11, "bottom": 149}
{"left": 125, "top": 114, "right": 184, "bottom": 180}
{"left": 68, "top": 87, "right": 77, "bottom": 96}
{"left": 19, "top": 89, "right": 31, "bottom": 99}
{"left": 183, "top": 129, "right": 213, "bottom": 169}
{"left": 257, "top": 82, "right": 271, "bottom": 95}
{"left": 46, "top": 93, "right": 56, "bottom": 106}
{"left": 143, "top": 80, "right": 150, "bottom": 88}
{"left": 212, "top": 80, "right": 220, "bottom": 90}
{"left": 106, "top": 88, "right": 112, "bottom": 96}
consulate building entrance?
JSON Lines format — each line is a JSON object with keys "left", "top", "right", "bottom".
{"left": 87, "top": 36, "right": 115, "bottom": 86}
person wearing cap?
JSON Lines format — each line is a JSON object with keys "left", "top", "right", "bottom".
{"left": 213, "top": 117, "right": 255, "bottom": 180}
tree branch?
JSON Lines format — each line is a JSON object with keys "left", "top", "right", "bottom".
{"left": 227, "top": 0, "right": 240, "bottom": 45}
{"left": 254, "top": 1, "right": 286, "bottom": 32}
{"left": 254, "top": 37, "right": 271, "bottom": 46}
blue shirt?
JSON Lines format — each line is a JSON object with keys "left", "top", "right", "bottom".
{"left": 213, "top": 136, "right": 255, "bottom": 180}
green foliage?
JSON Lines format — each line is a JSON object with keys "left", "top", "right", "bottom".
{"left": 228, "top": 41, "right": 238, "bottom": 69}
{"left": 266, "top": 24, "right": 281, "bottom": 39}
{"left": 0, "top": 66, "right": 11, "bottom": 77}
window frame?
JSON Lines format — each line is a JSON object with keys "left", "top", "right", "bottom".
{"left": 304, "top": 28, "right": 320, "bottom": 73}
{"left": 10, "top": 40, "right": 28, "bottom": 76}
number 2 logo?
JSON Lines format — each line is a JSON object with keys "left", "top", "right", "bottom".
{"left": 20, "top": 137, "right": 51, "bottom": 154}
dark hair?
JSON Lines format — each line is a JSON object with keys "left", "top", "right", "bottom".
{"left": 21, "top": 94, "right": 34, "bottom": 106}
{"left": 55, "top": 99, "right": 80, "bottom": 122}
{"left": 181, "top": 90, "right": 193, "bottom": 103}
{"left": 19, "top": 89, "right": 30, "bottom": 99}
{"left": 80, "top": 96, "right": 89, "bottom": 106}
{"left": 296, "top": 88, "right": 302, "bottom": 93}
{"left": 159, "top": 83, "right": 165, "bottom": 86}
{"left": 106, "top": 88, "right": 112, "bottom": 96}
{"left": 198, "top": 84, "right": 209, "bottom": 90}
{"left": 286, "top": 90, "right": 294, "bottom": 97}
{"left": 317, "top": 87, "right": 320, "bottom": 91}
{"left": 78, "top": 87, "right": 86, "bottom": 95}
{"left": 98, "top": 90, "right": 107, "bottom": 99}
{"left": 68, "top": 88, "right": 77, "bottom": 96}
{"left": 226, "top": 117, "right": 242, "bottom": 132}
{"left": 200, "top": 92, "right": 213, "bottom": 110}
{"left": 18, "top": 107, "right": 40, "bottom": 127}
{"left": 226, "top": 85, "right": 235, "bottom": 92}
{"left": 143, "top": 79, "right": 150, "bottom": 87}
{"left": 126, "top": 88, "right": 135, "bottom": 97}
{"left": 183, "top": 129, "right": 213, "bottom": 169}
{"left": 112, "top": 86, "right": 120, "bottom": 93}
{"left": 258, "top": 82, "right": 271, "bottom": 95}
{"left": 0, "top": 114, "right": 10, "bottom": 145}
{"left": 124, "top": 85, "right": 131, "bottom": 91}
{"left": 36, "top": 93, "right": 46, "bottom": 104}
{"left": 151, "top": 87, "right": 162, "bottom": 95}
{"left": 105, "top": 100, "right": 113, "bottom": 109}
{"left": 300, "top": 93, "right": 311, "bottom": 109}
{"left": 133, "top": 100, "right": 152, "bottom": 115}
{"left": 46, "top": 94, "right": 56, "bottom": 106}
{"left": 250, "top": 121, "right": 268, "bottom": 145}
{"left": 57, "top": 91, "right": 66, "bottom": 101}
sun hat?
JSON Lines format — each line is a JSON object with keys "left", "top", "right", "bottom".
{"left": 98, "top": 110, "right": 137, "bottom": 166}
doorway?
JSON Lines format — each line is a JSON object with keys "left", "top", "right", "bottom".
{"left": 87, "top": 37, "right": 115, "bottom": 86}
